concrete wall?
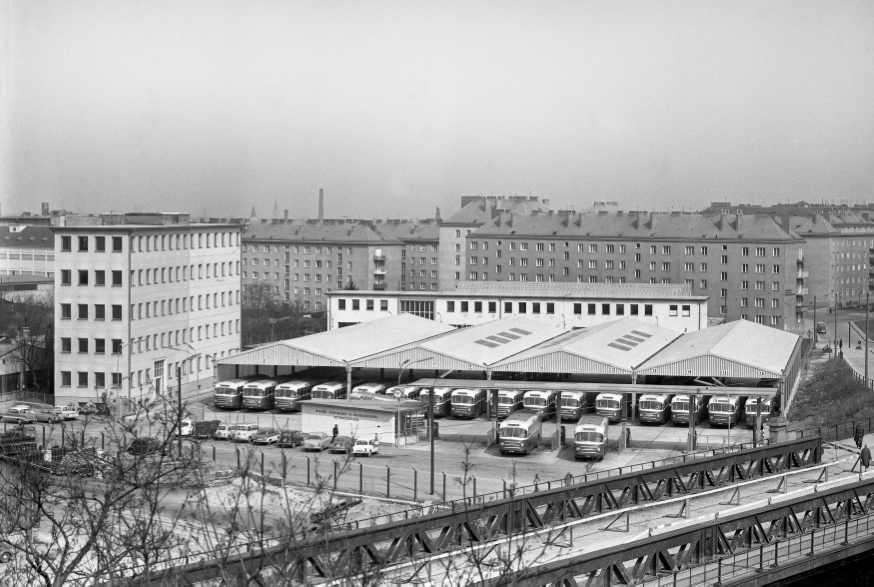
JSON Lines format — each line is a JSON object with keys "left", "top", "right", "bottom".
{"left": 301, "top": 402, "right": 396, "bottom": 442}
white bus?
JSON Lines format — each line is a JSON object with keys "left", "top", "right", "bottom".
{"left": 559, "top": 391, "right": 588, "bottom": 421}
{"left": 573, "top": 414, "right": 609, "bottom": 460}
{"left": 671, "top": 394, "right": 710, "bottom": 425}
{"left": 353, "top": 381, "right": 390, "bottom": 395}
{"left": 275, "top": 379, "right": 326, "bottom": 412}
{"left": 214, "top": 375, "right": 265, "bottom": 410}
{"left": 312, "top": 380, "right": 364, "bottom": 400}
{"left": 450, "top": 388, "right": 487, "bottom": 418}
{"left": 595, "top": 392, "right": 630, "bottom": 423}
{"left": 349, "top": 389, "right": 397, "bottom": 402}
{"left": 496, "top": 389, "right": 525, "bottom": 419}
{"left": 385, "top": 385, "right": 423, "bottom": 400}
{"left": 498, "top": 409, "right": 543, "bottom": 455}
{"left": 430, "top": 387, "right": 453, "bottom": 417}
{"left": 744, "top": 396, "right": 777, "bottom": 427}
{"left": 708, "top": 395, "right": 746, "bottom": 427}
{"left": 522, "top": 390, "right": 557, "bottom": 420}
{"left": 638, "top": 393, "right": 674, "bottom": 425}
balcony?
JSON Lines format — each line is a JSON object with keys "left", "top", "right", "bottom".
{"left": 797, "top": 270, "right": 809, "bottom": 279}
{"left": 373, "top": 267, "right": 387, "bottom": 276}
{"left": 796, "top": 287, "right": 809, "bottom": 296}
{"left": 373, "top": 249, "right": 386, "bottom": 261}
{"left": 373, "top": 282, "right": 387, "bottom": 290}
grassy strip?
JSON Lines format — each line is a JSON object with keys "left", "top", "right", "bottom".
{"left": 789, "top": 357, "right": 873, "bottom": 427}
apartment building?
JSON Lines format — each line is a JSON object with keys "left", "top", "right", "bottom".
{"left": 53, "top": 213, "right": 242, "bottom": 406}
{"left": 438, "top": 196, "right": 551, "bottom": 290}
{"left": 373, "top": 219, "right": 440, "bottom": 292}
{"left": 0, "top": 226, "right": 55, "bottom": 277}
{"left": 458, "top": 211, "right": 805, "bottom": 330}
{"left": 327, "top": 282, "right": 708, "bottom": 333}
{"left": 241, "top": 220, "right": 403, "bottom": 312}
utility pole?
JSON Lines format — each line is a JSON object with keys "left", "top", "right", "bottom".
{"left": 177, "top": 365, "right": 184, "bottom": 457}
{"left": 813, "top": 296, "right": 817, "bottom": 347}
{"left": 866, "top": 293, "right": 870, "bottom": 387}
{"left": 834, "top": 291, "right": 839, "bottom": 352}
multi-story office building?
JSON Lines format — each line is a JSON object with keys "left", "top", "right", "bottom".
{"left": 438, "top": 196, "right": 551, "bottom": 290}
{"left": 53, "top": 213, "right": 242, "bottom": 406}
{"left": 454, "top": 211, "right": 805, "bottom": 330}
{"left": 241, "top": 218, "right": 438, "bottom": 311}
{"left": 327, "top": 282, "right": 708, "bottom": 333}
{"left": 0, "top": 226, "right": 55, "bottom": 277}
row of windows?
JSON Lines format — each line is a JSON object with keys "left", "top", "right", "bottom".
{"left": 409, "top": 283, "right": 438, "bottom": 290}
{"left": 133, "top": 262, "right": 239, "bottom": 285}
{"left": 467, "top": 240, "right": 782, "bottom": 258}
{"left": 59, "top": 371, "right": 122, "bottom": 388}
{"left": 127, "top": 321, "right": 240, "bottom": 354}
{"left": 61, "top": 269, "right": 122, "bottom": 287}
{"left": 243, "top": 244, "right": 353, "bottom": 255}
{"left": 131, "top": 290, "right": 239, "bottom": 319}
{"left": 59, "top": 303, "right": 123, "bottom": 321}
{"left": 717, "top": 311, "right": 782, "bottom": 325}
{"left": 61, "top": 231, "right": 237, "bottom": 254}
{"left": 60, "top": 338, "right": 123, "bottom": 354}
{"left": 60, "top": 236, "right": 123, "bottom": 253}
{"left": 338, "top": 299, "right": 390, "bottom": 311}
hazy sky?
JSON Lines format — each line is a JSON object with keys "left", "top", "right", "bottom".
{"left": 2, "top": 1, "right": 873, "bottom": 219}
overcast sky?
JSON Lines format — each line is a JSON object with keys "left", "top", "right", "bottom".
{"left": 2, "top": 1, "right": 873, "bottom": 220}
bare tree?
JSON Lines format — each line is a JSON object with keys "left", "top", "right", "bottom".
{"left": 5, "top": 292, "right": 54, "bottom": 394}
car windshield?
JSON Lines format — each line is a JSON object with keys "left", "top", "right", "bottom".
{"left": 307, "top": 434, "right": 323, "bottom": 440}
{"left": 498, "top": 397, "right": 516, "bottom": 404}
{"left": 355, "top": 440, "right": 369, "bottom": 445}
{"left": 596, "top": 399, "right": 620, "bottom": 409}
{"left": 525, "top": 397, "right": 547, "bottom": 406}
{"left": 453, "top": 396, "right": 474, "bottom": 404}
{"left": 575, "top": 432, "right": 604, "bottom": 443}
{"left": 501, "top": 427, "right": 528, "bottom": 438}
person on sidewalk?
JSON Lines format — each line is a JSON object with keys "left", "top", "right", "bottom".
{"left": 331, "top": 423, "right": 339, "bottom": 443}
{"left": 840, "top": 338, "right": 844, "bottom": 351}
{"left": 862, "top": 444, "right": 872, "bottom": 472}
{"left": 854, "top": 423, "right": 865, "bottom": 449}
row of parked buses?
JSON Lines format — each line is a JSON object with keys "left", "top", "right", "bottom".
{"left": 497, "top": 409, "right": 612, "bottom": 460}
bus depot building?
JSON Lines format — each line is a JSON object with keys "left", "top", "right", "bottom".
{"left": 215, "top": 311, "right": 807, "bottom": 445}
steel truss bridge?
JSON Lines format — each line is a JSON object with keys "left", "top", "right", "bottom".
{"left": 150, "top": 437, "right": 821, "bottom": 585}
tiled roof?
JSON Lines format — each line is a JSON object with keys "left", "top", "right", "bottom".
{"left": 471, "top": 212, "right": 801, "bottom": 241}
{"left": 443, "top": 197, "right": 550, "bottom": 226}
{"left": 244, "top": 222, "right": 402, "bottom": 245}
{"left": 453, "top": 281, "right": 697, "bottom": 299}
{"left": 373, "top": 221, "right": 439, "bottom": 242}
{"left": 790, "top": 215, "right": 835, "bottom": 236}
{"left": 0, "top": 226, "right": 54, "bottom": 247}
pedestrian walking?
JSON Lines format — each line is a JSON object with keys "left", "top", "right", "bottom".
{"left": 854, "top": 423, "right": 864, "bottom": 449}
{"left": 331, "top": 423, "right": 339, "bottom": 443}
{"left": 625, "top": 427, "right": 632, "bottom": 449}
{"left": 840, "top": 338, "right": 844, "bottom": 350}
{"left": 862, "top": 444, "right": 872, "bottom": 472}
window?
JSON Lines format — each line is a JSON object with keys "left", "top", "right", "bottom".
{"left": 669, "top": 305, "right": 678, "bottom": 317}
{"left": 700, "top": 263, "right": 707, "bottom": 271}
{"left": 95, "top": 339, "right": 105, "bottom": 354}
{"left": 741, "top": 298, "right": 748, "bottom": 307}
{"left": 112, "top": 305, "right": 122, "bottom": 320}
{"left": 720, "top": 289, "right": 727, "bottom": 297}
{"left": 616, "top": 304, "right": 625, "bottom": 316}
{"left": 742, "top": 264, "right": 749, "bottom": 273}
{"left": 588, "top": 260, "right": 597, "bottom": 269}
{"left": 532, "top": 302, "right": 540, "bottom": 314}
{"left": 742, "top": 247, "right": 749, "bottom": 256}
{"left": 381, "top": 300, "right": 389, "bottom": 311}
{"left": 518, "top": 302, "right": 527, "bottom": 313}
{"left": 112, "top": 236, "right": 122, "bottom": 252}
{"left": 78, "top": 270, "right": 88, "bottom": 285}
{"left": 488, "top": 301, "right": 497, "bottom": 313}
{"left": 61, "top": 236, "right": 71, "bottom": 251}
{"left": 756, "top": 247, "right": 766, "bottom": 257}
{"left": 61, "top": 270, "right": 71, "bottom": 285}
{"left": 589, "top": 244, "right": 598, "bottom": 253}
{"left": 682, "top": 305, "right": 690, "bottom": 316}
{"left": 771, "top": 316, "right": 780, "bottom": 325}
{"left": 772, "top": 282, "right": 780, "bottom": 291}
{"left": 399, "top": 300, "right": 435, "bottom": 320}
{"left": 366, "top": 299, "right": 374, "bottom": 311}
{"left": 587, "top": 303, "right": 596, "bottom": 315}
{"left": 700, "top": 280, "right": 707, "bottom": 289}
{"left": 93, "top": 236, "right": 105, "bottom": 252}
{"left": 755, "top": 315, "right": 766, "bottom": 324}
{"left": 573, "top": 303, "right": 582, "bottom": 315}
{"left": 644, "top": 304, "right": 653, "bottom": 316}
{"left": 78, "top": 236, "right": 88, "bottom": 251}
{"left": 520, "top": 243, "right": 528, "bottom": 251}
{"left": 78, "top": 304, "right": 88, "bottom": 320}
{"left": 78, "top": 372, "right": 88, "bottom": 388}
{"left": 447, "top": 301, "right": 455, "bottom": 312}
{"left": 720, "top": 306, "right": 727, "bottom": 315}
{"left": 61, "top": 338, "right": 71, "bottom": 353}
{"left": 338, "top": 299, "right": 346, "bottom": 310}
{"left": 742, "top": 281, "right": 749, "bottom": 290}
{"left": 773, "top": 248, "right": 780, "bottom": 257}
{"left": 721, "top": 272, "right": 728, "bottom": 281}
{"left": 112, "top": 271, "right": 122, "bottom": 286}
{"left": 61, "top": 304, "right": 71, "bottom": 319}
{"left": 772, "top": 264, "right": 780, "bottom": 274}
{"left": 701, "top": 246, "right": 708, "bottom": 255}
{"left": 630, "top": 304, "right": 639, "bottom": 315}
{"left": 546, "top": 302, "right": 554, "bottom": 314}
{"left": 504, "top": 301, "right": 512, "bottom": 313}
{"left": 721, "top": 255, "right": 728, "bottom": 264}
{"left": 755, "top": 264, "right": 765, "bottom": 274}
{"left": 352, "top": 299, "right": 360, "bottom": 310}
{"left": 649, "top": 262, "right": 657, "bottom": 270}
{"left": 661, "top": 262, "right": 670, "bottom": 271}
{"left": 685, "top": 246, "right": 694, "bottom": 255}
{"left": 755, "top": 298, "right": 765, "bottom": 308}
{"left": 684, "top": 263, "right": 694, "bottom": 271}
{"left": 771, "top": 299, "right": 779, "bottom": 308}
{"left": 474, "top": 301, "right": 483, "bottom": 313}
{"left": 94, "top": 304, "right": 105, "bottom": 321}
{"left": 662, "top": 246, "right": 671, "bottom": 255}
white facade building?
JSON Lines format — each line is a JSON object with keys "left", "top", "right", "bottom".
{"left": 327, "top": 282, "right": 708, "bottom": 333}
{"left": 53, "top": 215, "right": 243, "bottom": 406}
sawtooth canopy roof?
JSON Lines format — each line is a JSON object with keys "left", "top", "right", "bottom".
{"left": 492, "top": 318, "right": 681, "bottom": 375}
{"left": 218, "top": 313, "right": 454, "bottom": 367}
{"left": 415, "top": 315, "right": 564, "bottom": 370}
{"left": 636, "top": 320, "right": 800, "bottom": 378}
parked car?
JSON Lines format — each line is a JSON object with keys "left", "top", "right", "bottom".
{"left": 127, "top": 437, "right": 164, "bottom": 456}
{"left": 60, "top": 405, "right": 79, "bottom": 420}
{"left": 352, "top": 438, "right": 379, "bottom": 457}
{"left": 250, "top": 428, "right": 281, "bottom": 445}
{"left": 0, "top": 541, "right": 14, "bottom": 564}
{"left": 178, "top": 418, "right": 195, "bottom": 437}
{"left": 2, "top": 406, "right": 36, "bottom": 424}
{"left": 194, "top": 420, "right": 222, "bottom": 440}
{"left": 230, "top": 424, "right": 260, "bottom": 443}
{"left": 330, "top": 436, "right": 354, "bottom": 454}
{"left": 34, "top": 408, "right": 64, "bottom": 424}
{"left": 214, "top": 423, "right": 236, "bottom": 440}
{"left": 77, "top": 402, "right": 97, "bottom": 415}
{"left": 302, "top": 432, "right": 331, "bottom": 451}
{"left": 277, "top": 430, "right": 305, "bottom": 448}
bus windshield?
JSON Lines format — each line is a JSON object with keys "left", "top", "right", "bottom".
{"left": 453, "top": 396, "right": 474, "bottom": 404}
{"left": 498, "top": 397, "right": 516, "bottom": 405}
{"left": 710, "top": 402, "right": 732, "bottom": 413}
{"left": 525, "top": 397, "right": 547, "bottom": 406}
{"left": 575, "top": 432, "right": 604, "bottom": 443}
{"left": 597, "top": 399, "right": 619, "bottom": 409}
{"left": 276, "top": 388, "right": 298, "bottom": 398}
{"left": 561, "top": 397, "right": 580, "bottom": 407}
{"left": 673, "top": 401, "right": 689, "bottom": 412}
{"left": 639, "top": 400, "right": 663, "bottom": 411}
{"left": 244, "top": 388, "right": 266, "bottom": 397}
{"left": 216, "top": 387, "right": 240, "bottom": 396}
{"left": 501, "top": 427, "right": 528, "bottom": 438}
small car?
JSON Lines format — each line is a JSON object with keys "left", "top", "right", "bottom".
{"left": 34, "top": 408, "right": 64, "bottom": 424}
{"left": 230, "top": 424, "right": 260, "bottom": 443}
{"left": 178, "top": 418, "right": 195, "bottom": 437}
{"left": 214, "top": 423, "right": 235, "bottom": 440}
{"left": 2, "top": 406, "right": 36, "bottom": 424}
{"left": 78, "top": 402, "right": 98, "bottom": 415}
{"left": 302, "top": 432, "right": 331, "bottom": 451}
{"left": 127, "top": 437, "right": 164, "bottom": 456}
{"left": 195, "top": 420, "right": 222, "bottom": 439}
{"left": 330, "top": 436, "right": 354, "bottom": 453}
{"left": 352, "top": 438, "right": 380, "bottom": 457}
{"left": 0, "top": 541, "right": 14, "bottom": 564}
{"left": 277, "top": 430, "right": 305, "bottom": 448}
{"left": 250, "top": 428, "right": 281, "bottom": 445}
{"left": 60, "top": 405, "right": 79, "bottom": 420}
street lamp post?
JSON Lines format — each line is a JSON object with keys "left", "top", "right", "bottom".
{"left": 115, "top": 341, "right": 131, "bottom": 406}
{"left": 168, "top": 346, "right": 201, "bottom": 456}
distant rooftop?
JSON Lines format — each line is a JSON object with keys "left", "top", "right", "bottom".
{"left": 443, "top": 196, "right": 552, "bottom": 226}
{"left": 244, "top": 221, "right": 403, "bottom": 245}
{"left": 0, "top": 226, "right": 54, "bottom": 247}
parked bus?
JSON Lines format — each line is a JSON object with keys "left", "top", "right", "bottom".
{"left": 353, "top": 381, "right": 391, "bottom": 395}
{"left": 213, "top": 375, "right": 264, "bottom": 410}
{"left": 595, "top": 392, "right": 631, "bottom": 423}
{"left": 573, "top": 414, "right": 609, "bottom": 460}
{"left": 450, "top": 388, "right": 487, "bottom": 418}
{"left": 429, "top": 387, "right": 453, "bottom": 417}
{"left": 708, "top": 395, "right": 746, "bottom": 427}
{"left": 349, "top": 390, "right": 397, "bottom": 402}
{"left": 743, "top": 396, "right": 777, "bottom": 427}
{"left": 559, "top": 391, "right": 588, "bottom": 421}
{"left": 275, "top": 378, "right": 327, "bottom": 412}
{"left": 496, "top": 389, "right": 525, "bottom": 419}
{"left": 671, "top": 394, "right": 709, "bottom": 425}
{"left": 522, "top": 390, "right": 557, "bottom": 420}
{"left": 498, "top": 410, "right": 543, "bottom": 455}
{"left": 385, "top": 385, "right": 423, "bottom": 400}
{"left": 638, "top": 393, "right": 674, "bottom": 425}
{"left": 311, "top": 380, "right": 364, "bottom": 400}
{"left": 241, "top": 378, "right": 289, "bottom": 411}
